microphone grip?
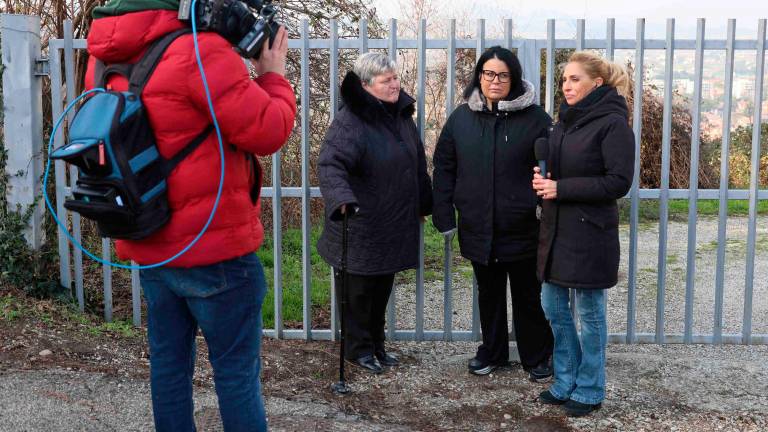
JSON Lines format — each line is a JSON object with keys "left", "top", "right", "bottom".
{"left": 538, "top": 160, "right": 547, "bottom": 179}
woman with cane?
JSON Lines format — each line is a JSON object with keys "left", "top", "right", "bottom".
{"left": 318, "top": 52, "right": 433, "bottom": 375}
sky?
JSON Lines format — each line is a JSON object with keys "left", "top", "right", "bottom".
{"left": 373, "top": 0, "right": 767, "bottom": 39}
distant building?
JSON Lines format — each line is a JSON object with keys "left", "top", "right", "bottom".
{"left": 733, "top": 78, "right": 755, "bottom": 99}
{"left": 674, "top": 79, "right": 694, "bottom": 95}
{"left": 702, "top": 80, "right": 715, "bottom": 100}
{"left": 701, "top": 112, "right": 724, "bottom": 140}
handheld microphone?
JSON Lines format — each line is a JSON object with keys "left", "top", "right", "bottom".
{"left": 534, "top": 137, "right": 549, "bottom": 178}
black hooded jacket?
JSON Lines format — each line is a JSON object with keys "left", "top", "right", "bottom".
{"left": 432, "top": 80, "right": 552, "bottom": 265}
{"left": 537, "top": 86, "right": 635, "bottom": 289}
{"left": 316, "top": 71, "right": 433, "bottom": 275}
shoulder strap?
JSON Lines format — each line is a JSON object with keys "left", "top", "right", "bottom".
{"left": 164, "top": 125, "right": 215, "bottom": 175}
{"left": 94, "top": 60, "right": 105, "bottom": 87}
{"left": 131, "top": 29, "right": 213, "bottom": 175}
{"left": 128, "top": 28, "right": 192, "bottom": 95}
{"left": 94, "top": 59, "right": 134, "bottom": 89}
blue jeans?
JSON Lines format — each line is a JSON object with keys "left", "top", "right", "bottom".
{"left": 140, "top": 253, "right": 268, "bottom": 432}
{"left": 540, "top": 282, "right": 607, "bottom": 405}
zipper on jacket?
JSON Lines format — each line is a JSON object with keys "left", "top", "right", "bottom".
{"left": 544, "top": 128, "right": 567, "bottom": 280}
{"left": 486, "top": 115, "right": 499, "bottom": 265}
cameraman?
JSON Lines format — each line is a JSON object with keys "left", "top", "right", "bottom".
{"left": 84, "top": 1, "right": 296, "bottom": 431}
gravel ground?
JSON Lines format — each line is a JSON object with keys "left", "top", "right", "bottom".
{"left": 611, "top": 215, "right": 768, "bottom": 337}
{"left": 2, "top": 217, "right": 766, "bottom": 431}
{"left": 393, "top": 216, "right": 768, "bottom": 338}
{"left": 2, "top": 341, "right": 766, "bottom": 431}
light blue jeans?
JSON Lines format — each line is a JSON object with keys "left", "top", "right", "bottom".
{"left": 541, "top": 282, "right": 608, "bottom": 405}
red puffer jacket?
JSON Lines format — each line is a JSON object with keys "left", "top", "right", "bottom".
{"left": 84, "top": 10, "right": 296, "bottom": 267}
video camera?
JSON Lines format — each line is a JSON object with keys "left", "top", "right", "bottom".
{"left": 178, "top": 0, "right": 281, "bottom": 59}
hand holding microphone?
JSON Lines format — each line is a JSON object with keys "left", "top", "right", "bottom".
{"left": 532, "top": 137, "right": 557, "bottom": 200}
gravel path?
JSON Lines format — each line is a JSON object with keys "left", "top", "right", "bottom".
{"left": 393, "top": 216, "right": 768, "bottom": 338}
{"left": 2, "top": 342, "right": 766, "bottom": 431}
{"left": 612, "top": 215, "right": 768, "bottom": 337}
{"left": 2, "top": 217, "right": 765, "bottom": 431}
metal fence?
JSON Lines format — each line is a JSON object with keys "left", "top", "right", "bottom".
{"left": 2, "top": 14, "right": 767, "bottom": 344}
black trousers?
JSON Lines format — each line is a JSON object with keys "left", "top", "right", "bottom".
{"left": 471, "top": 257, "right": 554, "bottom": 368}
{"left": 334, "top": 270, "right": 395, "bottom": 360}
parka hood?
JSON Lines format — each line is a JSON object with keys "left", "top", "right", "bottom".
{"left": 87, "top": 9, "right": 186, "bottom": 63}
{"left": 340, "top": 71, "right": 416, "bottom": 123}
{"left": 559, "top": 86, "right": 629, "bottom": 128}
{"left": 466, "top": 79, "right": 537, "bottom": 113}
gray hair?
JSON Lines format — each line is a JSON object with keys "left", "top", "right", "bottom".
{"left": 353, "top": 52, "right": 397, "bottom": 85}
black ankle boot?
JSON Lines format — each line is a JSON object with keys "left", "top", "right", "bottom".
{"left": 375, "top": 350, "right": 399, "bottom": 367}
{"left": 353, "top": 354, "right": 383, "bottom": 374}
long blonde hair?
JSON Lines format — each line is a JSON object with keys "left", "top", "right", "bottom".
{"left": 567, "top": 51, "right": 631, "bottom": 98}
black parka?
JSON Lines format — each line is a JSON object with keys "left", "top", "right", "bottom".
{"left": 432, "top": 81, "right": 552, "bottom": 265}
{"left": 537, "top": 86, "right": 635, "bottom": 289}
{"left": 317, "top": 71, "right": 433, "bottom": 275}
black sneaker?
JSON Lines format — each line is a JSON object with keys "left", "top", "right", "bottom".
{"left": 375, "top": 350, "right": 399, "bottom": 367}
{"left": 563, "top": 399, "right": 601, "bottom": 417}
{"left": 538, "top": 390, "right": 567, "bottom": 405}
{"left": 526, "top": 357, "right": 553, "bottom": 383}
{"left": 467, "top": 357, "right": 505, "bottom": 376}
{"left": 353, "top": 354, "right": 383, "bottom": 374}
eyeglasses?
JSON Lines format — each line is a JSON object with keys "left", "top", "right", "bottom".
{"left": 481, "top": 70, "right": 511, "bottom": 83}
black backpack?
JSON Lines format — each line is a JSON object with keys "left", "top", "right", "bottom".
{"left": 51, "top": 29, "right": 212, "bottom": 240}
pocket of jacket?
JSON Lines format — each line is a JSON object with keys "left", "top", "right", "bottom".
{"left": 576, "top": 206, "right": 610, "bottom": 230}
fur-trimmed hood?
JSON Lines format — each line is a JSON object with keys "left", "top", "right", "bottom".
{"left": 466, "top": 79, "right": 536, "bottom": 112}
{"left": 340, "top": 71, "right": 416, "bottom": 123}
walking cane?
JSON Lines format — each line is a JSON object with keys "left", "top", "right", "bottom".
{"left": 331, "top": 210, "right": 351, "bottom": 395}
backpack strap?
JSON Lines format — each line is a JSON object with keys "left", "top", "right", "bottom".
{"left": 163, "top": 124, "right": 215, "bottom": 175}
{"left": 247, "top": 153, "right": 262, "bottom": 204}
{"left": 122, "top": 28, "right": 213, "bottom": 174}
{"left": 128, "top": 28, "right": 192, "bottom": 96}
{"left": 94, "top": 59, "right": 134, "bottom": 89}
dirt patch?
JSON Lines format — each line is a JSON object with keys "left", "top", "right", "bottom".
{"left": 519, "top": 416, "right": 573, "bottom": 432}
{"left": 0, "top": 315, "right": 147, "bottom": 379}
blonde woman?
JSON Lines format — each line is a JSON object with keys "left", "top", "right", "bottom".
{"left": 532, "top": 52, "right": 634, "bottom": 417}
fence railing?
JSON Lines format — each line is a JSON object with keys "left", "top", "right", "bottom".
{"left": 2, "top": 14, "right": 767, "bottom": 344}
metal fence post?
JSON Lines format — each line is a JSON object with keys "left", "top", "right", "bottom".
{"left": 1, "top": 14, "right": 44, "bottom": 250}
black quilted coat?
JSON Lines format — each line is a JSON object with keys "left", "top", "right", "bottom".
{"left": 316, "top": 71, "right": 433, "bottom": 275}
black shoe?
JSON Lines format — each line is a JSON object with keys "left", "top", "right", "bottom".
{"left": 375, "top": 350, "right": 399, "bottom": 367}
{"left": 563, "top": 399, "right": 601, "bottom": 417}
{"left": 353, "top": 354, "right": 383, "bottom": 374}
{"left": 467, "top": 357, "right": 500, "bottom": 376}
{"left": 538, "top": 390, "right": 567, "bottom": 405}
{"left": 526, "top": 357, "right": 554, "bottom": 383}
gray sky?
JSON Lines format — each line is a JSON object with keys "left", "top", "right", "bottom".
{"left": 373, "top": 0, "right": 767, "bottom": 39}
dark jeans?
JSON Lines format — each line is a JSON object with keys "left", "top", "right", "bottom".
{"left": 471, "top": 258, "right": 554, "bottom": 368}
{"left": 334, "top": 270, "right": 395, "bottom": 360}
{"left": 140, "top": 253, "right": 268, "bottom": 432}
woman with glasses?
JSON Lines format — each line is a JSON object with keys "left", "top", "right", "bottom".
{"left": 532, "top": 51, "right": 634, "bottom": 417}
{"left": 318, "top": 52, "right": 433, "bottom": 374}
{"left": 432, "top": 46, "right": 554, "bottom": 379}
